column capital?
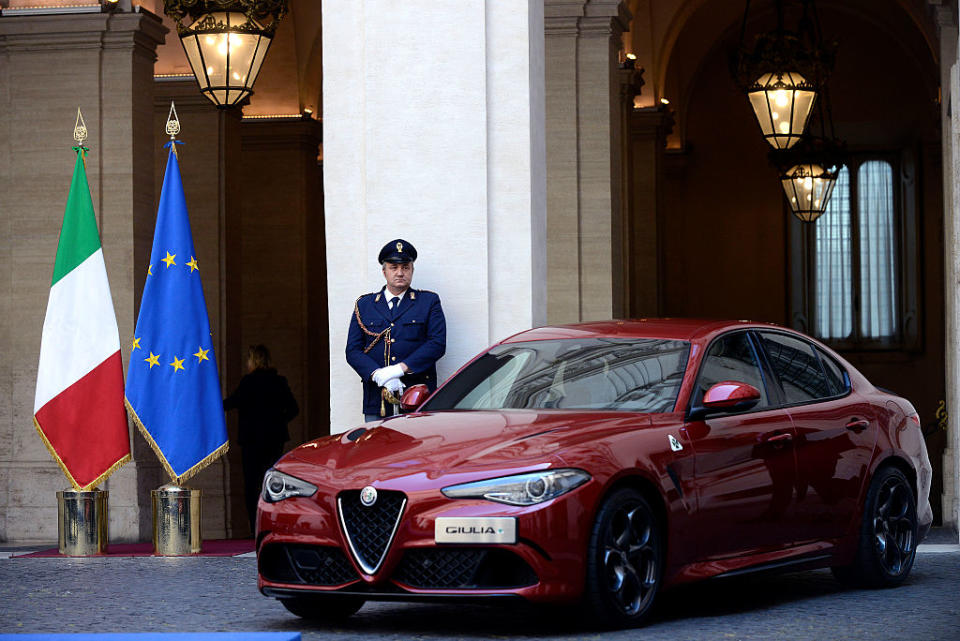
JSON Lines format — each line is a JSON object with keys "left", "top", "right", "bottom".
{"left": 545, "top": 0, "right": 630, "bottom": 37}
{"left": 0, "top": 10, "right": 166, "bottom": 57}
{"left": 631, "top": 106, "right": 674, "bottom": 140}
{"left": 619, "top": 64, "right": 645, "bottom": 105}
{"left": 154, "top": 78, "right": 218, "bottom": 110}
{"left": 241, "top": 118, "right": 322, "bottom": 155}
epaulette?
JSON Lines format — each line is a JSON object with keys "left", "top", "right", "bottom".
{"left": 355, "top": 291, "right": 381, "bottom": 304}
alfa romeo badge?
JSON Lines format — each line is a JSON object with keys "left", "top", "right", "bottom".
{"left": 360, "top": 485, "right": 378, "bottom": 507}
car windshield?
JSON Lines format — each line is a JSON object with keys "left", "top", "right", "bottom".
{"left": 422, "top": 338, "right": 691, "bottom": 412}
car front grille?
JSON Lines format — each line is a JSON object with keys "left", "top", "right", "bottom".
{"left": 259, "top": 543, "right": 359, "bottom": 586}
{"left": 393, "top": 548, "right": 538, "bottom": 589}
{"left": 338, "top": 489, "right": 406, "bottom": 574}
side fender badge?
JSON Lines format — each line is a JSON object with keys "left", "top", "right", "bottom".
{"left": 669, "top": 434, "right": 683, "bottom": 452}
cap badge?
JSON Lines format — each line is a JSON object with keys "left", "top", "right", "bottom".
{"left": 360, "top": 485, "right": 378, "bottom": 507}
{"left": 396, "top": 241, "right": 403, "bottom": 253}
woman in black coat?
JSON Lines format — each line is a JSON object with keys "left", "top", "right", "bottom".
{"left": 224, "top": 344, "right": 299, "bottom": 535}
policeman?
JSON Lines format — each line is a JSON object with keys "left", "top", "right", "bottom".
{"left": 346, "top": 239, "right": 446, "bottom": 422}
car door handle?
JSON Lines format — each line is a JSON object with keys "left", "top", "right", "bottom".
{"left": 763, "top": 432, "right": 793, "bottom": 444}
{"left": 845, "top": 418, "right": 869, "bottom": 433}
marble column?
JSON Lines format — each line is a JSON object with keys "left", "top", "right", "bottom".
{"left": 0, "top": 9, "right": 166, "bottom": 543}
{"left": 322, "top": 1, "right": 547, "bottom": 433}
{"left": 545, "top": 0, "right": 630, "bottom": 324}
{"left": 931, "top": 0, "right": 958, "bottom": 537}
{"left": 944, "top": 46, "right": 960, "bottom": 537}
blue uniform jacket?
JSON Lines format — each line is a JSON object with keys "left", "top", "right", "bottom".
{"left": 346, "top": 287, "right": 446, "bottom": 415}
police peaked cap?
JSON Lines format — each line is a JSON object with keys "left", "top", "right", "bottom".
{"left": 379, "top": 239, "right": 417, "bottom": 264}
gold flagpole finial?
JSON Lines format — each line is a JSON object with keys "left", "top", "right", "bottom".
{"left": 73, "top": 107, "right": 88, "bottom": 146}
{"left": 165, "top": 101, "right": 181, "bottom": 142}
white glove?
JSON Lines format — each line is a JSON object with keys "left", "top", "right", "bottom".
{"left": 384, "top": 377, "right": 405, "bottom": 395}
{"left": 372, "top": 364, "right": 405, "bottom": 387}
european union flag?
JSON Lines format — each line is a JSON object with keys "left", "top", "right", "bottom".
{"left": 125, "top": 145, "right": 228, "bottom": 483}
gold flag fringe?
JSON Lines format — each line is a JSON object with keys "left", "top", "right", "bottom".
{"left": 124, "top": 397, "right": 230, "bottom": 485}
{"left": 33, "top": 416, "right": 131, "bottom": 491}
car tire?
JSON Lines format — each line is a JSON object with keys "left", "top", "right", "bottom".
{"left": 280, "top": 595, "right": 365, "bottom": 621}
{"left": 584, "top": 488, "right": 662, "bottom": 628}
{"left": 832, "top": 465, "right": 918, "bottom": 588}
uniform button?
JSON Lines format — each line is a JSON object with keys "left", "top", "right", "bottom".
{"left": 390, "top": 323, "right": 394, "bottom": 327}
{"left": 391, "top": 357, "right": 396, "bottom": 361}
{"left": 390, "top": 339, "right": 396, "bottom": 343}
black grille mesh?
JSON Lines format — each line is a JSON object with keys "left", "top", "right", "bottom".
{"left": 339, "top": 489, "right": 406, "bottom": 573}
{"left": 393, "top": 548, "right": 538, "bottom": 589}
{"left": 259, "top": 544, "right": 358, "bottom": 586}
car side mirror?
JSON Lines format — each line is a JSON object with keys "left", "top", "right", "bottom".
{"left": 401, "top": 384, "right": 430, "bottom": 412}
{"left": 689, "top": 381, "right": 761, "bottom": 420}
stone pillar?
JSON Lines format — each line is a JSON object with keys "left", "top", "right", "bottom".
{"left": 933, "top": 0, "right": 958, "bottom": 537}
{"left": 942, "top": 11, "right": 960, "bottom": 535}
{"left": 0, "top": 10, "right": 166, "bottom": 543}
{"left": 237, "top": 116, "right": 327, "bottom": 534}
{"left": 323, "top": 0, "right": 547, "bottom": 433}
{"left": 626, "top": 106, "right": 672, "bottom": 317}
{"left": 152, "top": 80, "right": 243, "bottom": 539}
{"left": 545, "top": 0, "right": 630, "bottom": 324}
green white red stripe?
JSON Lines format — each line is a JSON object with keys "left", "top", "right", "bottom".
{"left": 33, "top": 150, "right": 130, "bottom": 490}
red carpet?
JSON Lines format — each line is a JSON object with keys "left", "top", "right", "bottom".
{"left": 13, "top": 538, "right": 254, "bottom": 558}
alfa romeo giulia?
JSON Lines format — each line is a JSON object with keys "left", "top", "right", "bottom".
{"left": 256, "top": 319, "right": 932, "bottom": 627}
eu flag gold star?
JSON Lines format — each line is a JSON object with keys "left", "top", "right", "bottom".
{"left": 170, "top": 356, "right": 185, "bottom": 372}
{"left": 132, "top": 337, "right": 141, "bottom": 351}
{"left": 162, "top": 251, "right": 176, "bottom": 268}
{"left": 145, "top": 352, "right": 160, "bottom": 368}
{"left": 193, "top": 346, "right": 209, "bottom": 363}
{"left": 147, "top": 264, "right": 153, "bottom": 276}
{"left": 186, "top": 256, "right": 199, "bottom": 273}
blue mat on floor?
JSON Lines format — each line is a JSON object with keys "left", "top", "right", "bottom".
{"left": 0, "top": 635, "right": 299, "bottom": 641}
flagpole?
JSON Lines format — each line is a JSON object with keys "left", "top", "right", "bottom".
{"left": 41, "top": 108, "right": 130, "bottom": 556}
{"left": 128, "top": 103, "right": 226, "bottom": 555}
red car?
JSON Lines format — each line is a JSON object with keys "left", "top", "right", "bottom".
{"left": 256, "top": 319, "right": 932, "bottom": 627}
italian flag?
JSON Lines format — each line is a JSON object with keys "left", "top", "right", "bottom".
{"left": 33, "top": 149, "right": 130, "bottom": 490}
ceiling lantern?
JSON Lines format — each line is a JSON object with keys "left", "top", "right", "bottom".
{"left": 747, "top": 71, "right": 816, "bottom": 149}
{"left": 733, "top": 1, "right": 834, "bottom": 149}
{"left": 735, "top": 0, "right": 846, "bottom": 223}
{"left": 779, "top": 162, "right": 839, "bottom": 222}
{"left": 163, "top": 1, "right": 289, "bottom": 108}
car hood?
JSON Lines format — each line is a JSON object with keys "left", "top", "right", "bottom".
{"left": 280, "top": 410, "right": 651, "bottom": 487}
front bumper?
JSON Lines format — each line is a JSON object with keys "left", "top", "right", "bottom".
{"left": 256, "top": 479, "right": 597, "bottom": 604}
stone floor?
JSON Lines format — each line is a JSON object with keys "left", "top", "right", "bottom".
{"left": 1, "top": 530, "right": 957, "bottom": 640}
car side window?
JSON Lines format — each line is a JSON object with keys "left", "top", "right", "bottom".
{"left": 692, "top": 332, "right": 769, "bottom": 409}
{"left": 815, "top": 346, "right": 849, "bottom": 396}
{"left": 759, "top": 332, "right": 833, "bottom": 403}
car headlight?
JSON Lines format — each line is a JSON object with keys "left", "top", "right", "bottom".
{"left": 261, "top": 468, "right": 317, "bottom": 503}
{"left": 441, "top": 469, "right": 590, "bottom": 506}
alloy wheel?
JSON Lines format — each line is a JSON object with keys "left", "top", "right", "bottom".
{"left": 602, "top": 502, "right": 658, "bottom": 616}
{"left": 872, "top": 475, "right": 915, "bottom": 577}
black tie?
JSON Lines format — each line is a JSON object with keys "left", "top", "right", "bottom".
{"left": 389, "top": 297, "right": 400, "bottom": 316}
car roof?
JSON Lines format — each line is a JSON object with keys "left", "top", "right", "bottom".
{"left": 500, "top": 318, "right": 788, "bottom": 344}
